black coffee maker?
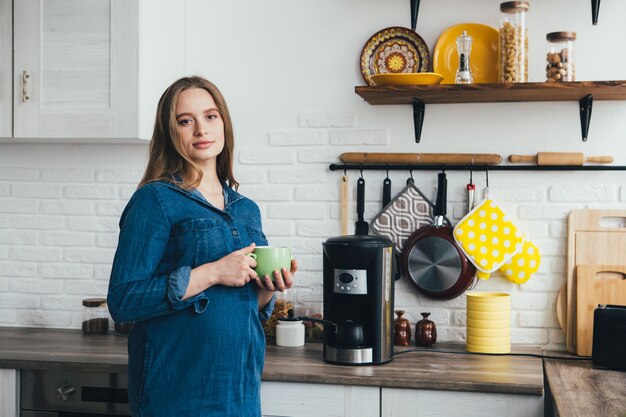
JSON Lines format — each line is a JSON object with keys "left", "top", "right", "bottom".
{"left": 321, "top": 235, "right": 395, "bottom": 365}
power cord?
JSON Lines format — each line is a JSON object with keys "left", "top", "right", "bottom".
{"left": 394, "top": 347, "right": 592, "bottom": 361}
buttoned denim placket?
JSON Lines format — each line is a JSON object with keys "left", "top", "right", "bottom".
{"left": 161, "top": 181, "right": 246, "bottom": 248}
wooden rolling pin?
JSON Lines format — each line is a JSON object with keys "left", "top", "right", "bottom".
{"left": 339, "top": 153, "right": 502, "bottom": 165}
{"left": 508, "top": 152, "right": 614, "bottom": 165}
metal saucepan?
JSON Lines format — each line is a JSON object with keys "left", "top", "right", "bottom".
{"left": 401, "top": 172, "right": 476, "bottom": 299}
{"left": 299, "top": 316, "right": 366, "bottom": 347}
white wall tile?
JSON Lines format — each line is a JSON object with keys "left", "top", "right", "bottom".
{"left": 1, "top": 0, "right": 626, "bottom": 353}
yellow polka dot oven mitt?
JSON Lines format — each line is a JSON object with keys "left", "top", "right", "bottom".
{"left": 453, "top": 199, "right": 524, "bottom": 280}
{"left": 499, "top": 237, "right": 541, "bottom": 284}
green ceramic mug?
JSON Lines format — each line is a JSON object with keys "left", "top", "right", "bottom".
{"left": 248, "top": 246, "right": 292, "bottom": 281}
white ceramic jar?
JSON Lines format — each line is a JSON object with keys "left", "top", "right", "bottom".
{"left": 276, "top": 318, "right": 305, "bottom": 347}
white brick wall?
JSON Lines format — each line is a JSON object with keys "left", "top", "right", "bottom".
{"left": 2, "top": 0, "right": 626, "bottom": 351}
{"left": 1, "top": 120, "right": 626, "bottom": 351}
{"left": 0, "top": 166, "right": 127, "bottom": 328}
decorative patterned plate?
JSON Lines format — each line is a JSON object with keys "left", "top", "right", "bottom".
{"left": 370, "top": 72, "right": 443, "bottom": 86}
{"left": 360, "top": 26, "right": 430, "bottom": 86}
{"left": 433, "top": 23, "right": 498, "bottom": 84}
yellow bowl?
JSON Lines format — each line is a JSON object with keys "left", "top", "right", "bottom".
{"left": 467, "top": 326, "right": 510, "bottom": 338}
{"left": 466, "top": 302, "right": 510, "bottom": 312}
{"left": 466, "top": 318, "right": 510, "bottom": 329}
{"left": 467, "top": 334, "right": 511, "bottom": 346}
{"left": 370, "top": 72, "right": 444, "bottom": 86}
{"left": 466, "top": 292, "right": 511, "bottom": 303}
{"left": 466, "top": 310, "right": 510, "bottom": 321}
{"left": 467, "top": 343, "right": 511, "bottom": 354}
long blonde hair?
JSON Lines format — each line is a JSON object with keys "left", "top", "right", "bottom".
{"left": 139, "top": 76, "right": 238, "bottom": 190}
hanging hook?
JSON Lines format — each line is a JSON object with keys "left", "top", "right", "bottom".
{"left": 343, "top": 166, "right": 347, "bottom": 176}
{"left": 359, "top": 164, "right": 364, "bottom": 179}
{"left": 485, "top": 166, "right": 490, "bottom": 188}
{"left": 469, "top": 164, "right": 473, "bottom": 184}
{"left": 385, "top": 164, "right": 390, "bottom": 180}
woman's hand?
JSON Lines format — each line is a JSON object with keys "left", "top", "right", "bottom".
{"left": 186, "top": 244, "right": 257, "bottom": 299}
{"left": 210, "top": 243, "right": 258, "bottom": 287}
{"left": 255, "top": 258, "right": 297, "bottom": 293}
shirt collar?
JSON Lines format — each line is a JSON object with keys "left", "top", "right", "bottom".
{"left": 159, "top": 175, "right": 244, "bottom": 209}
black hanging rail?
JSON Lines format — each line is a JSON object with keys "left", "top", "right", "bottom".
{"left": 329, "top": 163, "right": 626, "bottom": 172}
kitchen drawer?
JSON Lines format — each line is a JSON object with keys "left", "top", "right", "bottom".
{"left": 261, "top": 381, "right": 379, "bottom": 417}
{"left": 0, "top": 369, "right": 18, "bottom": 417}
{"left": 381, "top": 387, "right": 543, "bottom": 417}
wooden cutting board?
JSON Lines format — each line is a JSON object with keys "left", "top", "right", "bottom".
{"left": 557, "top": 210, "right": 626, "bottom": 353}
{"left": 576, "top": 264, "right": 626, "bottom": 356}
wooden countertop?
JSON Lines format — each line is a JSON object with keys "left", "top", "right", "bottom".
{"left": 265, "top": 343, "right": 544, "bottom": 395}
{"left": 0, "top": 327, "right": 543, "bottom": 395}
{"left": 544, "top": 358, "right": 626, "bottom": 417}
{"left": 0, "top": 327, "right": 129, "bottom": 372}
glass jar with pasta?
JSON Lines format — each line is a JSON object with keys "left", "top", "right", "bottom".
{"left": 499, "top": 1, "right": 529, "bottom": 83}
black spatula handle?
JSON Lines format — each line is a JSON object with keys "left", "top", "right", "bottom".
{"left": 357, "top": 177, "right": 365, "bottom": 221}
{"left": 435, "top": 172, "right": 447, "bottom": 217}
{"left": 383, "top": 178, "right": 391, "bottom": 208}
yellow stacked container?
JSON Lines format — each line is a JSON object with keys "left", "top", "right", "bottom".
{"left": 466, "top": 292, "right": 511, "bottom": 353}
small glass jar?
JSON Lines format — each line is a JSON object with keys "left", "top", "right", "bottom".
{"left": 545, "top": 31, "right": 576, "bottom": 82}
{"left": 499, "top": 1, "right": 530, "bottom": 83}
{"left": 81, "top": 298, "right": 109, "bottom": 335}
{"left": 263, "top": 288, "right": 295, "bottom": 339}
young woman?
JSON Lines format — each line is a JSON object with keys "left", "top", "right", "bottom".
{"left": 107, "top": 76, "right": 296, "bottom": 416}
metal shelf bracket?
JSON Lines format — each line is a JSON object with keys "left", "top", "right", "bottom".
{"left": 410, "top": 0, "right": 421, "bottom": 31}
{"left": 592, "top": 0, "right": 601, "bottom": 25}
{"left": 412, "top": 98, "right": 425, "bottom": 143}
{"left": 579, "top": 94, "right": 593, "bottom": 142}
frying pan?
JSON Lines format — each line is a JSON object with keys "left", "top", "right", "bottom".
{"left": 401, "top": 172, "right": 476, "bottom": 299}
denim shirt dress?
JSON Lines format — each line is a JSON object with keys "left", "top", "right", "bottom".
{"left": 107, "top": 180, "right": 275, "bottom": 417}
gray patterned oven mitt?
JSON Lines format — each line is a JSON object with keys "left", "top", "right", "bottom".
{"left": 371, "top": 178, "right": 450, "bottom": 254}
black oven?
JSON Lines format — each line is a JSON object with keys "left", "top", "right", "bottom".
{"left": 21, "top": 369, "right": 131, "bottom": 417}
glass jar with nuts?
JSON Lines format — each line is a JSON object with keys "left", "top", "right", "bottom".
{"left": 546, "top": 31, "right": 576, "bottom": 82}
{"left": 263, "top": 288, "right": 295, "bottom": 339}
{"left": 499, "top": 1, "right": 529, "bottom": 83}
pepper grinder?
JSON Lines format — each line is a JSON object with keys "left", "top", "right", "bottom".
{"left": 415, "top": 312, "right": 437, "bottom": 347}
{"left": 455, "top": 30, "right": 474, "bottom": 84}
{"left": 394, "top": 310, "right": 412, "bottom": 346}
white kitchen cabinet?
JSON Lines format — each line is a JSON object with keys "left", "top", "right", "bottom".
{"left": 261, "top": 381, "right": 380, "bottom": 417}
{"left": 381, "top": 387, "right": 543, "bottom": 417}
{"left": 0, "top": 369, "right": 18, "bottom": 417}
{"left": 5, "top": 0, "right": 138, "bottom": 139}
{"left": 0, "top": 0, "right": 11, "bottom": 138}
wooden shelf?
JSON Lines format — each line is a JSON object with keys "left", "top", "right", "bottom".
{"left": 355, "top": 80, "right": 626, "bottom": 105}
{"left": 355, "top": 80, "right": 626, "bottom": 142}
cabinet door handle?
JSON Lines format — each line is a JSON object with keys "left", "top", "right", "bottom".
{"left": 22, "top": 71, "right": 31, "bottom": 102}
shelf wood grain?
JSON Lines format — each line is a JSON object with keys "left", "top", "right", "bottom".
{"left": 355, "top": 80, "right": 626, "bottom": 105}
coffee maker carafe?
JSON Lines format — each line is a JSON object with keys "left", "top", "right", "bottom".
{"left": 322, "top": 235, "right": 395, "bottom": 365}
